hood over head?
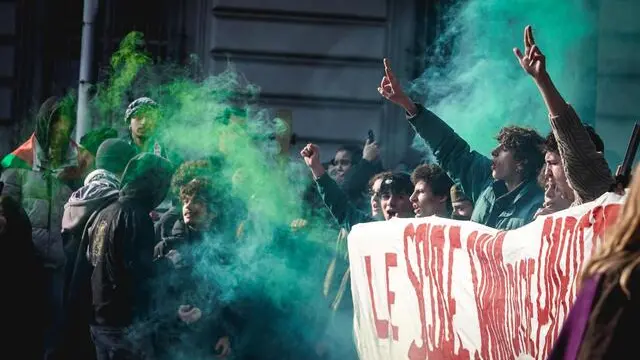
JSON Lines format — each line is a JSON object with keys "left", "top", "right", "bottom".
{"left": 35, "top": 96, "right": 76, "bottom": 155}
{"left": 62, "top": 169, "right": 121, "bottom": 232}
{"left": 120, "top": 153, "right": 174, "bottom": 211}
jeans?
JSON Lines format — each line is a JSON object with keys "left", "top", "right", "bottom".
{"left": 90, "top": 325, "right": 153, "bottom": 360}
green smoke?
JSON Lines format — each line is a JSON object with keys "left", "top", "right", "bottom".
{"left": 91, "top": 31, "right": 152, "bottom": 127}
{"left": 410, "top": 0, "right": 597, "bottom": 156}
{"left": 83, "top": 33, "right": 338, "bottom": 358}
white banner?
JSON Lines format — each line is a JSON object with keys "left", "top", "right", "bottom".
{"left": 349, "top": 192, "right": 625, "bottom": 360}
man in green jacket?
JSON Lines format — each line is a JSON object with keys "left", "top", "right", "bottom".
{"left": 379, "top": 59, "right": 545, "bottom": 230}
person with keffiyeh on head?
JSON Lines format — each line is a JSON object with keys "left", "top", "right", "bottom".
{"left": 122, "top": 97, "right": 179, "bottom": 219}
{"left": 122, "top": 97, "right": 167, "bottom": 158}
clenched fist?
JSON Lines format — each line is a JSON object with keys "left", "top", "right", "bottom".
{"left": 300, "top": 143, "right": 326, "bottom": 179}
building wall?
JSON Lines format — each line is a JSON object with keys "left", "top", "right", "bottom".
{"left": 0, "top": 1, "right": 18, "bottom": 156}
{"left": 596, "top": 0, "right": 640, "bottom": 170}
{"left": 185, "top": 0, "right": 421, "bottom": 167}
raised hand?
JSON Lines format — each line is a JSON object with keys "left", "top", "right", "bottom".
{"left": 378, "top": 58, "right": 416, "bottom": 114}
{"left": 363, "top": 138, "right": 380, "bottom": 162}
{"left": 300, "top": 143, "right": 326, "bottom": 179}
{"left": 300, "top": 143, "right": 320, "bottom": 168}
{"left": 513, "top": 25, "right": 546, "bottom": 79}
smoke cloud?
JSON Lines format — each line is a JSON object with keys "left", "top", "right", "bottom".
{"left": 409, "top": 0, "right": 597, "bottom": 156}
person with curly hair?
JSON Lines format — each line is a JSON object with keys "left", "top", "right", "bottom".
{"left": 153, "top": 176, "right": 237, "bottom": 360}
{"left": 379, "top": 59, "right": 544, "bottom": 230}
{"left": 153, "top": 159, "right": 218, "bottom": 258}
{"left": 410, "top": 164, "right": 454, "bottom": 218}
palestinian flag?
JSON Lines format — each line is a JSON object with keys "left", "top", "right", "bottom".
{"left": 1, "top": 134, "right": 38, "bottom": 170}
{"left": 1, "top": 133, "right": 93, "bottom": 181}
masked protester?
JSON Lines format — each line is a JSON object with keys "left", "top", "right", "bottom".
{"left": 86, "top": 153, "right": 173, "bottom": 360}
{"left": 0, "top": 96, "right": 93, "bottom": 359}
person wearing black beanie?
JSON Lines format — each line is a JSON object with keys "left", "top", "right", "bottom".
{"left": 95, "top": 138, "right": 137, "bottom": 178}
{"left": 58, "top": 138, "right": 136, "bottom": 360}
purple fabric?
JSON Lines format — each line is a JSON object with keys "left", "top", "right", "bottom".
{"left": 547, "top": 276, "right": 601, "bottom": 360}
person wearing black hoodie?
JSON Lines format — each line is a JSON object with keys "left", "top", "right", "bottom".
{"left": 0, "top": 192, "right": 45, "bottom": 360}
{"left": 59, "top": 138, "right": 137, "bottom": 360}
{"left": 86, "top": 153, "right": 173, "bottom": 360}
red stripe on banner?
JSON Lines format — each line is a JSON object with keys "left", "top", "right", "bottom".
{"left": 404, "top": 223, "right": 470, "bottom": 360}
{"left": 463, "top": 204, "right": 623, "bottom": 359}
{"left": 365, "top": 252, "right": 400, "bottom": 341}
{"left": 405, "top": 223, "right": 428, "bottom": 358}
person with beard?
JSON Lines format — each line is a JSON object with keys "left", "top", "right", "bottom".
{"left": 86, "top": 153, "right": 173, "bottom": 360}
{"left": 0, "top": 96, "right": 93, "bottom": 359}
{"left": 379, "top": 59, "right": 545, "bottom": 230}
{"left": 59, "top": 138, "right": 137, "bottom": 360}
{"left": 0, "top": 191, "right": 45, "bottom": 360}
{"left": 122, "top": 97, "right": 166, "bottom": 157}
{"left": 450, "top": 184, "right": 474, "bottom": 221}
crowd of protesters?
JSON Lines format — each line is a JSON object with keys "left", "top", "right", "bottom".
{"left": 0, "top": 25, "right": 636, "bottom": 360}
